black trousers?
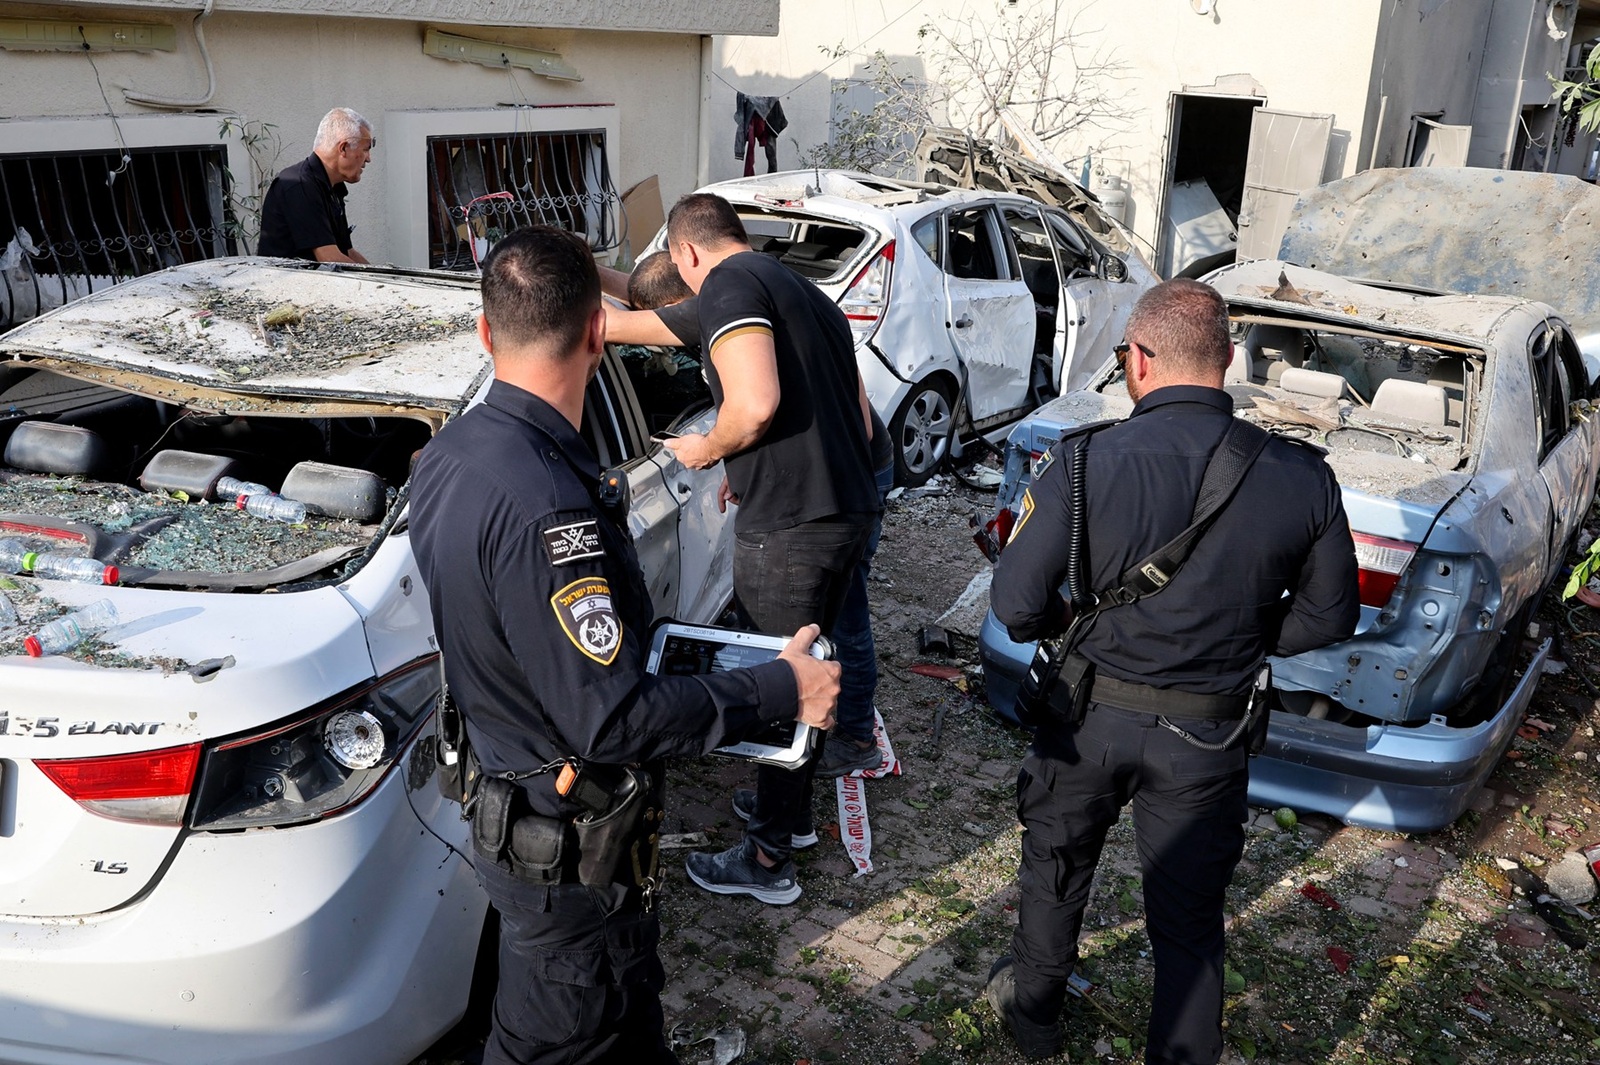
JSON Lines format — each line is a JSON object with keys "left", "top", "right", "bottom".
{"left": 477, "top": 860, "right": 678, "bottom": 1065}
{"left": 1010, "top": 702, "right": 1249, "bottom": 1065}
{"left": 732, "top": 516, "right": 872, "bottom": 862}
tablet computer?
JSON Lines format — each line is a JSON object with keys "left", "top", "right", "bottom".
{"left": 644, "top": 622, "right": 829, "bottom": 769}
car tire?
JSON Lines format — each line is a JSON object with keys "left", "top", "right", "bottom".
{"left": 891, "top": 378, "right": 955, "bottom": 488}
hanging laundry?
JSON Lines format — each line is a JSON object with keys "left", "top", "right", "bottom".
{"left": 734, "top": 92, "right": 787, "bottom": 175}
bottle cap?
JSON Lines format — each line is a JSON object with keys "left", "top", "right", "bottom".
{"left": 21, "top": 552, "right": 36, "bottom": 571}
{"left": 101, "top": 565, "right": 120, "bottom": 586}
{"left": 235, "top": 495, "right": 247, "bottom": 510}
{"left": 23, "top": 635, "right": 41, "bottom": 657}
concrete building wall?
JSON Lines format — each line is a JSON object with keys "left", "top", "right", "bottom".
{"left": 710, "top": 0, "right": 1389, "bottom": 261}
{"left": 1361, "top": 0, "right": 1497, "bottom": 170}
{"left": 0, "top": 4, "right": 723, "bottom": 267}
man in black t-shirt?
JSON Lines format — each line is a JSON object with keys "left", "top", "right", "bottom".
{"left": 257, "top": 107, "right": 373, "bottom": 263}
{"left": 659, "top": 193, "right": 877, "bottom": 904}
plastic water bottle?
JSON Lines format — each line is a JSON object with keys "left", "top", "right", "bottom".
{"left": 25, "top": 599, "right": 119, "bottom": 657}
{"left": 216, "top": 475, "right": 272, "bottom": 500}
{"left": 0, "top": 538, "right": 31, "bottom": 573}
{"left": 29, "top": 553, "right": 119, "bottom": 586}
{"left": 0, "top": 591, "right": 19, "bottom": 630}
{"left": 239, "top": 493, "right": 307, "bottom": 524}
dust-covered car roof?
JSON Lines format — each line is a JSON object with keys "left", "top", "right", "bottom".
{"left": 0, "top": 258, "right": 489, "bottom": 410}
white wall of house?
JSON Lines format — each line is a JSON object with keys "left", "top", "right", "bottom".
{"left": 710, "top": 0, "right": 1591, "bottom": 269}
{"left": 0, "top": 4, "right": 753, "bottom": 267}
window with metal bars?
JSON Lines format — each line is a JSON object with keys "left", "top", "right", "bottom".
{"left": 425, "top": 129, "right": 620, "bottom": 271}
{"left": 0, "top": 145, "right": 235, "bottom": 331}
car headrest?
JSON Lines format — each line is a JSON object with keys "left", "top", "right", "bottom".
{"left": 1279, "top": 367, "right": 1348, "bottom": 399}
{"left": 1371, "top": 379, "right": 1449, "bottom": 425}
{"left": 4, "top": 421, "right": 110, "bottom": 477}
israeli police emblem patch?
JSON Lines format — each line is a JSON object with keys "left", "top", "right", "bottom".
{"left": 551, "top": 578, "right": 623, "bottom": 665}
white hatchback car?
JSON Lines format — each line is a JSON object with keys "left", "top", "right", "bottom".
{"left": 660, "top": 161, "right": 1157, "bottom": 485}
{"left": 0, "top": 258, "right": 732, "bottom": 1064}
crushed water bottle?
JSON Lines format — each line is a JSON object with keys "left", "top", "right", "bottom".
{"left": 0, "top": 591, "right": 19, "bottom": 630}
{"left": 0, "top": 538, "right": 31, "bottom": 573}
{"left": 239, "top": 493, "right": 307, "bottom": 524}
{"left": 25, "top": 599, "right": 119, "bottom": 657}
{"left": 29, "top": 553, "right": 119, "bottom": 586}
{"left": 216, "top": 475, "right": 272, "bottom": 500}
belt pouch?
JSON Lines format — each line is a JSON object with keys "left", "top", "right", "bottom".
{"left": 1016, "top": 635, "right": 1066, "bottom": 728}
{"left": 472, "top": 776, "right": 515, "bottom": 861}
{"left": 573, "top": 767, "right": 648, "bottom": 887}
{"left": 509, "top": 814, "right": 567, "bottom": 882}
{"left": 1048, "top": 652, "right": 1096, "bottom": 727}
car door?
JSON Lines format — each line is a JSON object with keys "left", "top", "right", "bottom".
{"left": 1043, "top": 208, "right": 1123, "bottom": 395}
{"left": 585, "top": 349, "right": 683, "bottom": 620}
{"left": 941, "top": 204, "right": 1035, "bottom": 421}
{"left": 608, "top": 339, "right": 733, "bottom": 623}
{"left": 1534, "top": 324, "right": 1600, "bottom": 565}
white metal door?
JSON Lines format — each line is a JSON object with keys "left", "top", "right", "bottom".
{"left": 1237, "top": 108, "right": 1334, "bottom": 261}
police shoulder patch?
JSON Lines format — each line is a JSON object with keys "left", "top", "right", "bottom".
{"left": 551, "top": 577, "right": 624, "bottom": 665}
{"left": 1011, "top": 488, "right": 1037, "bottom": 541}
{"left": 543, "top": 520, "right": 605, "bottom": 565}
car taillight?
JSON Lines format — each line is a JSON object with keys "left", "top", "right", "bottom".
{"left": 1351, "top": 531, "right": 1418, "bottom": 608}
{"left": 188, "top": 658, "right": 439, "bottom": 831}
{"left": 36, "top": 743, "right": 202, "bottom": 825}
{"left": 840, "top": 241, "right": 894, "bottom": 345}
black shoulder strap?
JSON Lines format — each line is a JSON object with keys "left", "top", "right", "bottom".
{"left": 1090, "top": 418, "right": 1272, "bottom": 613}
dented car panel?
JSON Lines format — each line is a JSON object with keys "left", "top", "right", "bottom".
{"left": 0, "top": 260, "right": 734, "bottom": 1064}
{"left": 978, "top": 255, "right": 1600, "bottom": 833}
{"left": 657, "top": 168, "right": 1155, "bottom": 484}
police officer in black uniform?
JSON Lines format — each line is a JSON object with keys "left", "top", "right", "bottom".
{"left": 985, "top": 280, "right": 1361, "bottom": 1064}
{"left": 409, "top": 227, "right": 840, "bottom": 1065}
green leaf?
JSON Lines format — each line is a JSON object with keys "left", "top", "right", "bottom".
{"left": 1224, "top": 965, "right": 1247, "bottom": 994}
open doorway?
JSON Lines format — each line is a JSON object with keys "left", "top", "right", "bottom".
{"left": 1157, "top": 93, "right": 1263, "bottom": 278}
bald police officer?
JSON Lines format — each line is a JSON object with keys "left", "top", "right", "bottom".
{"left": 986, "top": 280, "right": 1360, "bottom": 1063}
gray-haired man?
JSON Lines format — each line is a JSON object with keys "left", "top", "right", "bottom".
{"left": 257, "top": 107, "right": 373, "bottom": 263}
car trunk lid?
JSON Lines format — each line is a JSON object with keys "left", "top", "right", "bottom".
{"left": 1279, "top": 168, "right": 1600, "bottom": 345}
{"left": 0, "top": 585, "right": 372, "bottom": 917}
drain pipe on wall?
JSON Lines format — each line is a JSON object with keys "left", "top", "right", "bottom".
{"left": 125, "top": 0, "right": 216, "bottom": 109}
{"left": 696, "top": 34, "right": 715, "bottom": 189}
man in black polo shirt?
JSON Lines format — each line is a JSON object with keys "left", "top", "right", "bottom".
{"left": 661, "top": 193, "right": 878, "bottom": 904}
{"left": 257, "top": 107, "right": 372, "bottom": 263}
{"left": 409, "top": 226, "right": 841, "bottom": 1063}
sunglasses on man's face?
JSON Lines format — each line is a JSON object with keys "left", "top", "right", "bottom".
{"left": 1113, "top": 340, "right": 1157, "bottom": 369}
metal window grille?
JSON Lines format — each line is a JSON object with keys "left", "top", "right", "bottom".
{"left": 426, "top": 129, "right": 620, "bottom": 271}
{"left": 0, "top": 144, "right": 235, "bottom": 331}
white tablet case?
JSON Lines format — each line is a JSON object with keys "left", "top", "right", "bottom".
{"left": 644, "top": 622, "right": 825, "bottom": 769}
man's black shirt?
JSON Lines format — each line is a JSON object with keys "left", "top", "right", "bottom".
{"left": 408, "top": 379, "right": 798, "bottom": 817}
{"left": 993, "top": 385, "right": 1359, "bottom": 697}
{"left": 257, "top": 153, "right": 353, "bottom": 260}
{"left": 696, "top": 251, "right": 876, "bottom": 532}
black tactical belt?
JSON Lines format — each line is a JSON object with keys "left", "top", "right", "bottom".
{"left": 1088, "top": 673, "right": 1250, "bottom": 720}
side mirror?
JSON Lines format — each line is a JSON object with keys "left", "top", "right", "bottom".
{"left": 1098, "top": 256, "right": 1128, "bottom": 283}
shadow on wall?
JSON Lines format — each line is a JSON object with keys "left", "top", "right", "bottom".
{"left": 706, "top": 52, "right": 929, "bottom": 185}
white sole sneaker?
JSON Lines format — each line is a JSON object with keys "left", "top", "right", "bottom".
{"left": 684, "top": 853, "right": 803, "bottom": 906}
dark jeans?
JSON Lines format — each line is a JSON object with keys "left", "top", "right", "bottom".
{"left": 732, "top": 515, "right": 873, "bottom": 862}
{"left": 477, "top": 861, "right": 678, "bottom": 1065}
{"left": 1011, "top": 703, "right": 1249, "bottom": 1065}
{"left": 831, "top": 461, "right": 895, "bottom": 744}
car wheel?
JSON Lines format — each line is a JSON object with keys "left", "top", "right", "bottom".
{"left": 891, "top": 379, "right": 955, "bottom": 487}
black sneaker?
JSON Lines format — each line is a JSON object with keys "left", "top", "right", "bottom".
{"left": 684, "top": 839, "right": 802, "bottom": 905}
{"left": 817, "top": 735, "right": 885, "bottom": 778}
{"left": 731, "top": 787, "right": 818, "bottom": 849}
{"left": 985, "top": 956, "right": 1064, "bottom": 1059}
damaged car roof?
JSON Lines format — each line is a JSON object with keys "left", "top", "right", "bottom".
{"left": 1279, "top": 167, "right": 1600, "bottom": 345}
{"left": 0, "top": 258, "right": 488, "bottom": 409}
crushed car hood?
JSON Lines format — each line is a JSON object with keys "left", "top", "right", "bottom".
{"left": 1279, "top": 168, "right": 1600, "bottom": 345}
{"left": 0, "top": 258, "right": 489, "bottom": 411}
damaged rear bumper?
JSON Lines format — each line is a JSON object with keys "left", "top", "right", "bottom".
{"left": 977, "top": 608, "right": 1545, "bottom": 834}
